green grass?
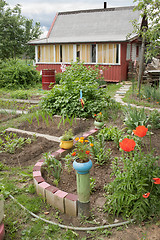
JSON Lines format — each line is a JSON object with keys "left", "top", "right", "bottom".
{"left": 123, "top": 83, "right": 160, "bottom": 109}
{"left": 0, "top": 84, "right": 48, "bottom": 99}
{"left": 105, "top": 83, "right": 122, "bottom": 98}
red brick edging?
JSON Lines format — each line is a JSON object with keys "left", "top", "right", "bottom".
{"left": 0, "top": 223, "right": 5, "bottom": 240}
{"left": 33, "top": 128, "right": 98, "bottom": 217}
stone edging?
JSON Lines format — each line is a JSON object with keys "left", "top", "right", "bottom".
{"left": 33, "top": 128, "right": 98, "bottom": 217}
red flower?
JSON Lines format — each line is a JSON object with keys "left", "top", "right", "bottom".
{"left": 133, "top": 126, "right": 148, "bottom": 137}
{"left": 119, "top": 138, "right": 136, "bottom": 152}
{"left": 153, "top": 178, "right": 160, "bottom": 184}
{"left": 72, "top": 152, "right": 76, "bottom": 156}
{"left": 85, "top": 150, "right": 90, "bottom": 155}
{"left": 142, "top": 192, "right": 150, "bottom": 198}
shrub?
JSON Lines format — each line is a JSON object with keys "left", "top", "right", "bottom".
{"left": 40, "top": 61, "right": 108, "bottom": 118}
{"left": 0, "top": 59, "right": 41, "bottom": 89}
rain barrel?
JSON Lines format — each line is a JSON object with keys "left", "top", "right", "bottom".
{"left": 42, "top": 69, "right": 55, "bottom": 90}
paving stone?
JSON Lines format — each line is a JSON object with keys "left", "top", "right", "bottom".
{"left": 52, "top": 190, "right": 68, "bottom": 213}
{"left": 45, "top": 186, "right": 59, "bottom": 206}
{"left": 33, "top": 171, "right": 41, "bottom": 177}
{"left": 65, "top": 193, "right": 78, "bottom": 217}
{"left": 37, "top": 182, "right": 50, "bottom": 198}
{"left": 35, "top": 162, "right": 44, "bottom": 167}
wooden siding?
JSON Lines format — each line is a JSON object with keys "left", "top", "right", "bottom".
{"left": 36, "top": 42, "right": 129, "bottom": 82}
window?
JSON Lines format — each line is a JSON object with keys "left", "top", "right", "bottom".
{"left": 77, "top": 45, "right": 80, "bottom": 60}
{"left": 136, "top": 46, "right": 139, "bottom": 57}
{"left": 126, "top": 44, "right": 131, "bottom": 60}
{"left": 116, "top": 44, "right": 119, "bottom": 64}
{"left": 91, "top": 44, "right": 96, "bottom": 63}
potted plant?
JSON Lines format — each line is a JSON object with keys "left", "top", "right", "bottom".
{"left": 94, "top": 112, "right": 104, "bottom": 129}
{"left": 60, "top": 129, "right": 74, "bottom": 149}
{"left": 72, "top": 137, "right": 93, "bottom": 217}
{"left": 72, "top": 137, "right": 92, "bottom": 174}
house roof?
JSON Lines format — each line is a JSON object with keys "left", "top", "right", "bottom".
{"left": 29, "top": 6, "right": 141, "bottom": 45}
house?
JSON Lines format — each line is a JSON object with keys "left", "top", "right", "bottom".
{"left": 29, "top": 5, "right": 143, "bottom": 82}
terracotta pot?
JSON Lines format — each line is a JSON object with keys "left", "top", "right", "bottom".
{"left": 60, "top": 139, "right": 74, "bottom": 149}
{"left": 94, "top": 120, "right": 104, "bottom": 129}
{"left": 0, "top": 195, "right": 4, "bottom": 224}
{"left": 73, "top": 159, "right": 92, "bottom": 174}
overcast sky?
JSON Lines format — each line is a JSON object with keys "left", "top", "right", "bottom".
{"left": 6, "top": 0, "right": 135, "bottom": 37}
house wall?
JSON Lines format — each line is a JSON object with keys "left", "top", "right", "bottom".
{"left": 35, "top": 42, "right": 129, "bottom": 82}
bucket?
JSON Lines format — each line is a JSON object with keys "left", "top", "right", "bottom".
{"left": 42, "top": 69, "right": 55, "bottom": 90}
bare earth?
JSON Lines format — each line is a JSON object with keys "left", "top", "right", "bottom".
{"left": 0, "top": 115, "right": 160, "bottom": 239}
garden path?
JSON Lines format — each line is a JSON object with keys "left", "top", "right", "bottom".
{"left": 114, "top": 82, "right": 160, "bottom": 112}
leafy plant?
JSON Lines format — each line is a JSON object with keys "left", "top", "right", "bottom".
{"left": 123, "top": 106, "right": 149, "bottom": 130}
{"left": 61, "top": 129, "right": 74, "bottom": 141}
{"left": 148, "top": 110, "right": 160, "bottom": 129}
{"left": 90, "top": 177, "right": 96, "bottom": 194}
{"left": 0, "top": 131, "right": 33, "bottom": 154}
{"left": 40, "top": 61, "right": 108, "bottom": 118}
{"left": 89, "top": 133, "right": 112, "bottom": 165}
{"left": 62, "top": 153, "right": 73, "bottom": 173}
{"left": 43, "top": 152, "right": 62, "bottom": 184}
{"left": 0, "top": 59, "right": 41, "bottom": 89}
{"left": 100, "top": 126, "right": 124, "bottom": 148}
{"left": 104, "top": 137, "right": 160, "bottom": 221}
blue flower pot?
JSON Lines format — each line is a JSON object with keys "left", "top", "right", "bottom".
{"left": 73, "top": 159, "right": 92, "bottom": 175}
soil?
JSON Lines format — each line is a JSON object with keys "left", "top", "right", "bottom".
{"left": 0, "top": 114, "right": 160, "bottom": 239}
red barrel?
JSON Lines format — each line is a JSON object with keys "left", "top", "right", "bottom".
{"left": 42, "top": 69, "right": 55, "bottom": 90}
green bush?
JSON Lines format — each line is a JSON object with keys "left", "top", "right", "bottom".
{"left": 40, "top": 61, "right": 109, "bottom": 118}
{"left": 0, "top": 59, "right": 41, "bottom": 89}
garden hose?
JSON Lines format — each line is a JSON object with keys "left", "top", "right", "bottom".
{"left": 9, "top": 194, "right": 135, "bottom": 231}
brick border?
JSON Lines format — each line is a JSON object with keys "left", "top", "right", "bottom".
{"left": 33, "top": 128, "right": 98, "bottom": 217}
{"left": 0, "top": 223, "right": 5, "bottom": 240}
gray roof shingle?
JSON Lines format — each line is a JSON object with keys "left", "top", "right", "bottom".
{"left": 29, "top": 6, "right": 141, "bottom": 44}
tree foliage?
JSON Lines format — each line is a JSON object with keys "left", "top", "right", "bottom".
{"left": 133, "top": 0, "right": 160, "bottom": 60}
{"left": 0, "top": 0, "right": 41, "bottom": 60}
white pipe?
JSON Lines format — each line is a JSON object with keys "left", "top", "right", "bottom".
{"left": 9, "top": 194, "right": 135, "bottom": 231}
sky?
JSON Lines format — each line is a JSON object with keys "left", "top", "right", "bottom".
{"left": 6, "top": 0, "right": 136, "bottom": 37}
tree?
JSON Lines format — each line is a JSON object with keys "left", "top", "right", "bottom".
{"left": 0, "top": 0, "right": 41, "bottom": 60}
{"left": 132, "top": 0, "right": 160, "bottom": 94}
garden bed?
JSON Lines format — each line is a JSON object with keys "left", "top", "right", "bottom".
{"left": 18, "top": 116, "right": 95, "bottom": 138}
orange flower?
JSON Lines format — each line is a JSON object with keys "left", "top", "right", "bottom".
{"left": 80, "top": 137, "right": 84, "bottom": 140}
{"left": 99, "top": 112, "right": 102, "bottom": 115}
{"left": 86, "top": 150, "right": 90, "bottom": 155}
{"left": 90, "top": 143, "right": 94, "bottom": 147}
{"left": 133, "top": 126, "right": 148, "bottom": 137}
{"left": 142, "top": 192, "right": 150, "bottom": 198}
{"left": 119, "top": 138, "right": 136, "bottom": 152}
{"left": 79, "top": 139, "right": 84, "bottom": 143}
{"left": 153, "top": 178, "right": 160, "bottom": 184}
{"left": 72, "top": 152, "right": 76, "bottom": 156}
{"left": 85, "top": 140, "right": 89, "bottom": 143}
{"left": 75, "top": 137, "right": 79, "bottom": 141}
{"left": 94, "top": 114, "right": 97, "bottom": 117}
